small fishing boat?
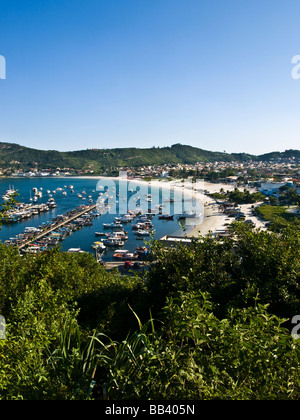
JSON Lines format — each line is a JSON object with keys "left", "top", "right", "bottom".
{"left": 103, "top": 223, "right": 123, "bottom": 229}
{"left": 2, "top": 187, "right": 17, "bottom": 201}
{"left": 92, "top": 241, "right": 106, "bottom": 251}
{"left": 177, "top": 210, "right": 197, "bottom": 219}
{"left": 135, "top": 229, "right": 153, "bottom": 236}
{"left": 113, "top": 251, "right": 138, "bottom": 260}
{"left": 103, "top": 237, "right": 124, "bottom": 247}
{"left": 158, "top": 214, "right": 174, "bottom": 220}
{"left": 67, "top": 248, "right": 85, "bottom": 253}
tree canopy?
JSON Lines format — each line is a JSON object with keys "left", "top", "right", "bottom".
{"left": 0, "top": 224, "right": 299, "bottom": 400}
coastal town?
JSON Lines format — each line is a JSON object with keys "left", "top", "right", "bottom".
{"left": 0, "top": 147, "right": 299, "bottom": 273}
{"left": 1, "top": 153, "right": 299, "bottom": 270}
{"left": 1, "top": 153, "right": 300, "bottom": 184}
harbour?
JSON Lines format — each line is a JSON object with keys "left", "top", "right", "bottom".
{"left": 0, "top": 177, "right": 190, "bottom": 263}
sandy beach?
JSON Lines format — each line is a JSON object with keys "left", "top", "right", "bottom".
{"left": 133, "top": 178, "right": 266, "bottom": 237}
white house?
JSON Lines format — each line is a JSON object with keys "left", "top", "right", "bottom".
{"left": 259, "top": 182, "right": 289, "bottom": 196}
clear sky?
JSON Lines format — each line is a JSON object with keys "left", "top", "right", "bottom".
{"left": 0, "top": 0, "right": 300, "bottom": 155}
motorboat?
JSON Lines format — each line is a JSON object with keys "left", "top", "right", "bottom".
{"left": 67, "top": 248, "right": 85, "bottom": 253}
{"left": 103, "top": 223, "right": 123, "bottom": 229}
{"left": 120, "top": 214, "right": 135, "bottom": 223}
{"left": 177, "top": 210, "right": 197, "bottom": 219}
{"left": 92, "top": 241, "right": 106, "bottom": 251}
{"left": 113, "top": 251, "right": 138, "bottom": 260}
{"left": 135, "top": 229, "right": 153, "bottom": 236}
{"left": 112, "top": 249, "right": 129, "bottom": 259}
{"left": 158, "top": 214, "right": 174, "bottom": 220}
{"left": 103, "top": 237, "right": 124, "bottom": 247}
{"left": 2, "top": 187, "right": 17, "bottom": 201}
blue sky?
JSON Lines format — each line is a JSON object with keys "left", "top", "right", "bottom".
{"left": 0, "top": 0, "right": 300, "bottom": 154}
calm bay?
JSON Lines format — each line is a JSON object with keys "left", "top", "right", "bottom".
{"left": 0, "top": 177, "right": 192, "bottom": 261}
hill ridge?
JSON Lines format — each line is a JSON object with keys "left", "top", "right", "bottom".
{"left": 0, "top": 141, "right": 299, "bottom": 172}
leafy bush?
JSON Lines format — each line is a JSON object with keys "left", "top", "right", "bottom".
{"left": 95, "top": 292, "right": 300, "bottom": 400}
{"left": 0, "top": 224, "right": 299, "bottom": 400}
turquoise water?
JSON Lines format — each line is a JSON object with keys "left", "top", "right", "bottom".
{"left": 0, "top": 177, "right": 194, "bottom": 260}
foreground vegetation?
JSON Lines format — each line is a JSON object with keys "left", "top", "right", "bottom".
{"left": 0, "top": 224, "right": 299, "bottom": 400}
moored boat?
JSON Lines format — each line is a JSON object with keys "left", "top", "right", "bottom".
{"left": 158, "top": 214, "right": 174, "bottom": 220}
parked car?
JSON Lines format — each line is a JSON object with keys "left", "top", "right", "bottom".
{"left": 124, "top": 260, "right": 132, "bottom": 269}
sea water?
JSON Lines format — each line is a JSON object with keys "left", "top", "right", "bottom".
{"left": 0, "top": 177, "right": 197, "bottom": 261}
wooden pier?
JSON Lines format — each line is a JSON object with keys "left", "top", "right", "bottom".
{"left": 18, "top": 204, "right": 97, "bottom": 251}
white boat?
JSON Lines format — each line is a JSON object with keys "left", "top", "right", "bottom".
{"left": 177, "top": 210, "right": 197, "bottom": 219}
{"left": 46, "top": 198, "right": 57, "bottom": 208}
{"left": 103, "top": 237, "right": 124, "bottom": 247}
{"left": 24, "top": 227, "right": 42, "bottom": 233}
{"left": 68, "top": 248, "right": 85, "bottom": 253}
{"left": 103, "top": 223, "right": 123, "bottom": 229}
{"left": 135, "top": 229, "right": 152, "bottom": 236}
{"left": 95, "top": 232, "right": 107, "bottom": 237}
{"left": 114, "top": 249, "right": 129, "bottom": 254}
{"left": 92, "top": 241, "right": 106, "bottom": 251}
{"left": 25, "top": 246, "right": 42, "bottom": 254}
{"left": 124, "top": 252, "right": 139, "bottom": 260}
{"left": 113, "top": 250, "right": 138, "bottom": 260}
{"left": 2, "top": 187, "right": 17, "bottom": 201}
{"left": 120, "top": 214, "right": 134, "bottom": 223}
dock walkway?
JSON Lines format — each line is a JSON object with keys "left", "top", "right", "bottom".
{"left": 18, "top": 204, "right": 97, "bottom": 250}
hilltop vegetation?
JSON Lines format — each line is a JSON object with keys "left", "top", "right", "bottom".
{"left": 0, "top": 141, "right": 299, "bottom": 172}
{"left": 0, "top": 223, "right": 299, "bottom": 400}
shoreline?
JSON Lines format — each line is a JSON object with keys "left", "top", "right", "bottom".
{"left": 73, "top": 176, "right": 242, "bottom": 237}
{"left": 1, "top": 175, "right": 264, "bottom": 238}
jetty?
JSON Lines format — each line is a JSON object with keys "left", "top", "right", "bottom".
{"left": 17, "top": 204, "right": 97, "bottom": 251}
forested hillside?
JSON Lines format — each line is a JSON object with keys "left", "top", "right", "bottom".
{"left": 0, "top": 141, "right": 299, "bottom": 172}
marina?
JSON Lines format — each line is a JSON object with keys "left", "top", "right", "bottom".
{"left": 17, "top": 204, "right": 98, "bottom": 253}
{"left": 0, "top": 177, "right": 188, "bottom": 262}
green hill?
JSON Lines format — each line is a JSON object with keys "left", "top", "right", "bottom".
{"left": 0, "top": 142, "right": 299, "bottom": 172}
